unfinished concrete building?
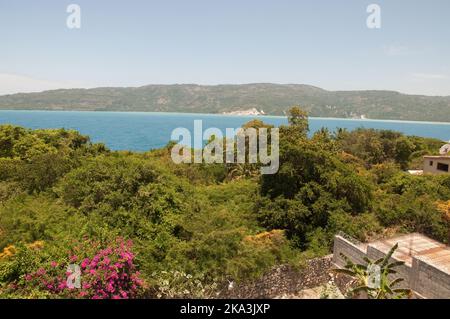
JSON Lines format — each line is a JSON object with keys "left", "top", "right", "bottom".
{"left": 333, "top": 233, "right": 450, "bottom": 299}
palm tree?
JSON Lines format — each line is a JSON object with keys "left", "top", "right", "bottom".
{"left": 333, "top": 243, "right": 412, "bottom": 299}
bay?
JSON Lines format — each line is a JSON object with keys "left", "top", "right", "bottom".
{"left": 1, "top": 110, "right": 449, "bottom": 151}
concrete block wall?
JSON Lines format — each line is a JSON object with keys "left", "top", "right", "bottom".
{"left": 366, "top": 245, "right": 411, "bottom": 289}
{"left": 332, "top": 235, "right": 367, "bottom": 268}
{"left": 333, "top": 235, "right": 450, "bottom": 299}
{"left": 411, "top": 257, "right": 450, "bottom": 299}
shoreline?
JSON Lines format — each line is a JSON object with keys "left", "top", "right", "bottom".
{"left": 1, "top": 109, "right": 450, "bottom": 126}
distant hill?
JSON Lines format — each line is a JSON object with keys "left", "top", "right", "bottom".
{"left": 1, "top": 83, "right": 450, "bottom": 122}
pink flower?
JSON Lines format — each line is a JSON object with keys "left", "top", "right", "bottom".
{"left": 106, "top": 282, "right": 115, "bottom": 293}
{"left": 81, "top": 258, "right": 90, "bottom": 269}
{"left": 103, "top": 257, "right": 111, "bottom": 265}
{"left": 36, "top": 268, "right": 46, "bottom": 276}
{"left": 82, "top": 283, "right": 92, "bottom": 289}
{"left": 20, "top": 238, "right": 144, "bottom": 299}
{"left": 109, "top": 271, "right": 119, "bottom": 280}
{"left": 58, "top": 282, "right": 67, "bottom": 290}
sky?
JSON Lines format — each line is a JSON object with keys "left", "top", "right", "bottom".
{"left": 0, "top": 0, "right": 449, "bottom": 96}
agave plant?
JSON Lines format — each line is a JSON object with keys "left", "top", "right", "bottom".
{"left": 333, "top": 243, "right": 412, "bottom": 299}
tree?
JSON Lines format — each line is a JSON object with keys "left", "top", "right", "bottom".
{"left": 287, "top": 106, "right": 309, "bottom": 138}
{"left": 394, "top": 137, "right": 416, "bottom": 170}
{"left": 436, "top": 200, "right": 450, "bottom": 244}
{"left": 225, "top": 120, "right": 274, "bottom": 181}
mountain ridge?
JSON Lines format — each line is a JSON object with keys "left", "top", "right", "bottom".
{"left": 1, "top": 83, "right": 449, "bottom": 122}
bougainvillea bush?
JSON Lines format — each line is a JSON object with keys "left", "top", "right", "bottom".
{"left": 3, "top": 238, "right": 146, "bottom": 299}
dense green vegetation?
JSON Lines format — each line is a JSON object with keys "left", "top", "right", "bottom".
{"left": 0, "top": 108, "right": 449, "bottom": 298}
{"left": 1, "top": 84, "right": 450, "bottom": 122}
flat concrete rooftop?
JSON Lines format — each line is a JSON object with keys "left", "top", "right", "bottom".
{"left": 369, "top": 233, "right": 450, "bottom": 272}
{"left": 423, "top": 156, "right": 450, "bottom": 160}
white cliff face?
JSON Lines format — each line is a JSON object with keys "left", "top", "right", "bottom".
{"left": 222, "top": 108, "right": 264, "bottom": 116}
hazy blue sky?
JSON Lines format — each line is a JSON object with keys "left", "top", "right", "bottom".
{"left": 0, "top": 0, "right": 449, "bottom": 95}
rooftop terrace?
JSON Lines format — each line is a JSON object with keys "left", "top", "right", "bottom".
{"left": 333, "top": 233, "right": 450, "bottom": 298}
{"left": 369, "top": 233, "right": 450, "bottom": 271}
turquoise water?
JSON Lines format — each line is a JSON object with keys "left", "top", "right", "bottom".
{"left": 1, "top": 110, "right": 450, "bottom": 151}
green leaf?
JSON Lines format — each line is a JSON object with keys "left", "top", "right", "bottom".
{"left": 351, "top": 286, "right": 370, "bottom": 294}
{"left": 392, "top": 288, "right": 412, "bottom": 298}
{"left": 332, "top": 268, "right": 356, "bottom": 276}
{"left": 387, "top": 269, "right": 397, "bottom": 274}
{"left": 381, "top": 243, "right": 398, "bottom": 268}
{"left": 387, "top": 261, "right": 404, "bottom": 268}
{"left": 389, "top": 277, "right": 404, "bottom": 287}
{"left": 374, "top": 257, "right": 384, "bottom": 265}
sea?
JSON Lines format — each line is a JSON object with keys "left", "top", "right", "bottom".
{"left": 1, "top": 110, "right": 450, "bottom": 151}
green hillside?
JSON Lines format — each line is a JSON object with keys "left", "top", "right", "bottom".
{"left": 1, "top": 83, "right": 450, "bottom": 122}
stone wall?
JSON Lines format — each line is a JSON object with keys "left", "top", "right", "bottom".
{"left": 218, "top": 256, "right": 334, "bottom": 299}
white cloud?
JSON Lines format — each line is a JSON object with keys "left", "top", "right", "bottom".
{"left": 383, "top": 45, "right": 410, "bottom": 56}
{"left": 383, "top": 44, "right": 432, "bottom": 57}
{"left": 411, "top": 73, "right": 448, "bottom": 80}
{"left": 0, "top": 73, "right": 88, "bottom": 96}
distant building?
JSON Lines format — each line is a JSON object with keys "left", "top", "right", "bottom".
{"left": 423, "top": 156, "right": 450, "bottom": 175}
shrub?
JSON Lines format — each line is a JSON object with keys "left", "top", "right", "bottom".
{"left": 13, "top": 238, "right": 145, "bottom": 299}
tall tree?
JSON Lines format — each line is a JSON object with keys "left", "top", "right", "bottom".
{"left": 287, "top": 106, "right": 309, "bottom": 138}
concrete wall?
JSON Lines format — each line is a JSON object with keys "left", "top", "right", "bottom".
{"left": 411, "top": 258, "right": 450, "bottom": 299}
{"left": 423, "top": 157, "right": 450, "bottom": 175}
{"left": 332, "top": 235, "right": 367, "bottom": 268}
{"left": 333, "top": 235, "right": 450, "bottom": 299}
{"left": 366, "top": 245, "right": 411, "bottom": 289}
